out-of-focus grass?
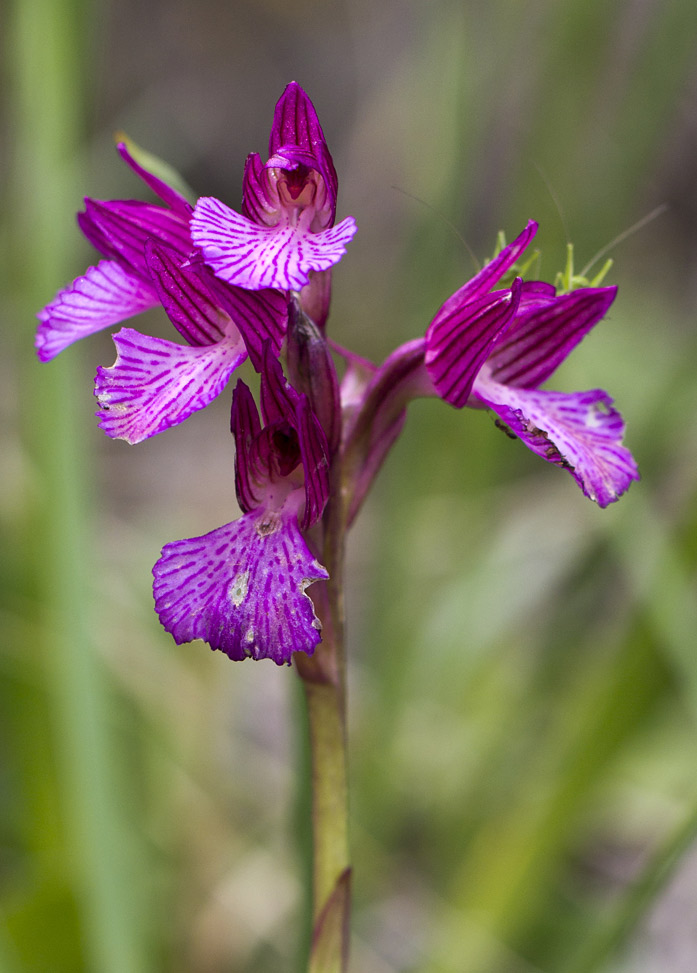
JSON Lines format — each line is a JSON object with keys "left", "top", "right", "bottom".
{"left": 2, "top": 1, "right": 697, "bottom": 971}
{"left": 4, "top": 0, "right": 155, "bottom": 970}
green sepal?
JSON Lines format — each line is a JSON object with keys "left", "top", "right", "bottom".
{"left": 555, "top": 243, "right": 614, "bottom": 292}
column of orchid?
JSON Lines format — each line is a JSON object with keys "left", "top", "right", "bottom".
{"left": 37, "top": 82, "right": 639, "bottom": 972}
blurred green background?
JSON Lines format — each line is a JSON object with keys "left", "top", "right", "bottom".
{"left": 3, "top": 0, "right": 697, "bottom": 970}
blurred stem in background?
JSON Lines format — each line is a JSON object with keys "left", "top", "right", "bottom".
{"left": 5, "top": 0, "right": 152, "bottom": 969}
{"left": 565, "top": 797, "right": 697, "bottom": 973}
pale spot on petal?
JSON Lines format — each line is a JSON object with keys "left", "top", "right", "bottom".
{"left": 230, "top": 570, "right": 250, "bottom": 606}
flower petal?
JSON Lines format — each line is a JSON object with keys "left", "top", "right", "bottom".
{"left": 152, "top": 505, "right": 329, "bottom": 664}
{"left": 517, "top": 280, "right": 557, "bottom": 309}
{"left": 268, "top": 81, "right": 338, "bottom": 221}
{"left": 145, "top": 241, "right": 230, "bottom": 345}
{"left": 269, "top": 82, "right": 329, "bottom": 159}
{"left": 294, "top": 395, "right": 330, "bottom": 528}
{"left": 190, "top": 196, "right": 357, "bottom": 291}
{"left": 206, "top": 276, "right": 288, "bottom": 370}
{"left": 286, "top": 295, "right": 340, "bottom": 451}
{"left": 231, "top": 380, "right": 265, "bottom": 513}
{"left": 36, "top": 260, "right": 158, "bottom": 361}
{"left": 435, "top": 221, "right": 537, "bottom": 321}
{"left": 116, "top": 140, "right": 193, "bottom": 215}
{"left": 425, "top": 279, "right": 522, "bottom": 407}
{"left": 266, "top": 146, "right": 321, "bottom": 173}
{"left": 488, "top": 286, "right": 617, "bottom": 389}
{"left": 77, "top": 208, "right": 114, "bottom": 260}
{"left": 80, "top": 199, "right": 192, "bottom": 279}
{"left": 95, "top": 326, "right": 245, "bottom": 443}
{"left": 259, "top": 342, "right": 298, "bottom": 425}
{"left": 242, "top": 152, "right": 278, "bottom": 226}
{"left": 257, "top": 346, "right": 330, "bottom": 526}
{"left": 475, "top": 379, "right": 639, "bottom": 506}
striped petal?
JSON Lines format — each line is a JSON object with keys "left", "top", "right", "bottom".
{"left": 80, "top": 199, "right": 192, "bottom": 280}
{"left": 231, "top": 380, "right": 265, "bottom": 514}
{"left": 206, "top": 277, "right": 287, "bottom": 370}
{"left": 488, "top": 286, "right": 618, "bottom": 389}
{"left": 242, "top": 152, "right": 279, "bottom": 226}
{"left": 258, "top": 346, "right": 330, "bottom": 527}
{"left": 152, "top": 503, "right": 328, "bottom": 664}
{"left": 95, "top": 325, "right": 246, "bottom": 443}
{"left": 434, "top": 221, "right": 538, "bottom": 321}
{"left": 475, "top": 378, "right": 639, "bottom": 507}
{"left": 145, "top": 241, "right": 230, "bottom": 346}
{"left": 268, "top": 82, "right": 338, "bottom": 224}
{"left": 191, "top": 196, "right": 357, "bottom": 291}
{"left": 116, "top": 141, "right": 193, "bottom": 216}
{"left": 294, "top": 394, "right": 331, "bottom": 528}
{"left": 425, "top": 279, "right": 522, "bottom": 407}
{"left": 36, "top": 260, "right": 158, "bottom": 361}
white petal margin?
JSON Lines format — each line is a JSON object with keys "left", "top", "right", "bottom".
{"left": 152, "top": 504, "right": 329, "bottom": 665}
{"left": 475, "top": 378, "right": 640, "bottom": 507}
{"left": 36, "top": 260, "right": 158, "bottom": 361}
{"left": 190, "top": 196, "right": 357, "bottom": 291}
{"left": 94, "top": 325, "right": 246, "bottom": 443}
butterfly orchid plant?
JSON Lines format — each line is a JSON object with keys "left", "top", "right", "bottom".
{"left": 37, "top": 82, "right": 638, "bottom": 971}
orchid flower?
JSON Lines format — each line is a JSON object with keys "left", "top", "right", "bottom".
{"left": 345, "top": 221, "right": 638, "bottom": 512}
{"left": 190, "top": 82, "right": 357, "bottom": 296}
{"left": 153, "top": 346, "right": 330, "bottom": 664}
{"left": 36, "top": 142, "right": 286, "bottom": 442}
{"left": 424, "top": 222, "right": 639, "bottom": 506}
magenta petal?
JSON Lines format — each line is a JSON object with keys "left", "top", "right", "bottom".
{"left": 116, "top": 142, "right": 192, "bottom": 216}
{"left": 209, "top": 280, "right": 287, "bottom": 372}
{"left": 259, "top": 344, "right": 298, "bottom": 425}
{"left": 268, "top": 82, "right": 338, "bottom": 218}
{"left": 190, "top": 197, "right": 357, "bottom": 291}
{"left": 266, "top": 146, "right": 321, "bottom": 174}
{"left": 475, "top": 379, "right": 640, "bottom": 506}
{"left": 435, "top": 221, "right": 538, "bottom": 320}
{"left": 152, "top": 505, "right": 329, "bottom": 664}
{"left": 36, "top": 260, "right": 158, "bottom": 361}
{"left": 425, "top": 280, "right": 522, "bottom": 407}
{"left": 517, "top": 280, "right": 557, "bottom": 310}
{"left": 231, "top": 380, "right": 267, "bottom": 514}
{"left": 95, "top": 326, "right": 246, "bottom": 443}
{"left": 242, "top": 152, "right": 278, "bottom": 226}
{"left": 269, "top": 82, "right": 328, "bottom": 158}
{"left": 294, "top": 395, "right": 330, "bottom": 528}
{"left": 77, "top": 208, "right": 114, "bottom": 260}
{"left": 145, "top": 241, "right": 230, "bottom": 345}
{"left": 81, "top": 199, "right": 192, "bottom": 280}
{"left": 488, "top": 286, "right": 618, "bottom": 389}
{"left": 257, "top": 346, "right": 330, "bottom": 526}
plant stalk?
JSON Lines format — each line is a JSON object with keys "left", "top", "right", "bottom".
{"left": 296, "top": 469, "right": 351, "bottom": 973}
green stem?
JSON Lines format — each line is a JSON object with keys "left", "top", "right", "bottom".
{"left": 296, "top": 471, "right": 351, "bottom": 973}
{"left": 303, "top": 678, "right": 350, "bottom": 973}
